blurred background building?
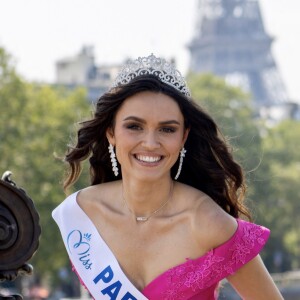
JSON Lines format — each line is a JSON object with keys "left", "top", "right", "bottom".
{"left": 189, "top": 0, "right": 288, "bottom": 107}
{"left": 56, "top": 46, "right": 120, "bottom": 101}
{"left": 55, "top": 0, "right": 300, "bottom": 123}
{"left": 188, "top": 0, "right": 300, "bottom": 123}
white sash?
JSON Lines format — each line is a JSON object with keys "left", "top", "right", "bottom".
{"left": 52, "top": 191, "right": 149, "bottom": 300}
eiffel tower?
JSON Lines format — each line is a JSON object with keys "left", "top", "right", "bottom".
{"left": 188, "top": 0, "right": 289, "bottom": 107}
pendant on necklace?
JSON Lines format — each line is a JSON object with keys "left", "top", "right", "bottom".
{"left": 136, "top": 216, "right": 148, "bottom": 222}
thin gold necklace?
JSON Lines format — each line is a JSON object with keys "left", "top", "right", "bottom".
{"left": 121, "top": 182, "right": 174, "bottom": 222}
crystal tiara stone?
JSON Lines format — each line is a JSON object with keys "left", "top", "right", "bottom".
{"left": 111, "top": 54, "right": 191, "bottom": 97}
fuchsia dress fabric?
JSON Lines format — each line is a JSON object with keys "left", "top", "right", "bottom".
{"left": 142, "top": 219, "right": 270, "bottom": 299}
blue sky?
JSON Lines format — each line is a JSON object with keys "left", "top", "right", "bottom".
{"left": 0, "top": 0, "right": 299, "bottom": 102}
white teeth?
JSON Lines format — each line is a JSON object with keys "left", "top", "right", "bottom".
{"left": 136, "top": 155, "right": 161, "bottom": 163}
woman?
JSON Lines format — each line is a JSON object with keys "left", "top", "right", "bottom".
{"left": 52, "top": 54, "right": 283, "bottom": 299}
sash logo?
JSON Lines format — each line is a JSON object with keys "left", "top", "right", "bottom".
{"left": 67, "top": 230, "right": 93, "bottom": 270}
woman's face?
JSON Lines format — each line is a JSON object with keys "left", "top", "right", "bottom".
{"left": 106, "top": 91, "right": 189, "bottom": 182}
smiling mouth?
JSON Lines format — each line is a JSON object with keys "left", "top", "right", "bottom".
{"left": 135, "top": 155, "right": 163, "bottom": 163}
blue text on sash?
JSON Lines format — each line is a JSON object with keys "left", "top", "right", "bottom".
{"left": 94, "top": 265, "right": 137, "bottom": 300}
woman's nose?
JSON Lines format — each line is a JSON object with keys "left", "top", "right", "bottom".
{"left": 141, "top": 131, "right": 160, "bottom": 149}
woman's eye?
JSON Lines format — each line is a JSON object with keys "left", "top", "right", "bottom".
{"left": 126, "top": 124, "right": 142, "bottom": 130}
{"left": 161, "top": 127, "right": 176, "bottom": 133}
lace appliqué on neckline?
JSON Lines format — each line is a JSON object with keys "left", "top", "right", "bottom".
{"left": 162, "top": 222, "right": 266, "bottom": 300}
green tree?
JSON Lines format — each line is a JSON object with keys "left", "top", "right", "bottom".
{"left": 188, "top": 73, "right": 262, "bottom": 173}
{"left": 259, "top": 120, "right": 300, "bottom": 270}
{"left": 187, "top": 73, "right": 265, "bottom": 195}
{"left": 0, "top": 47, "right": 91, "bottom": 284}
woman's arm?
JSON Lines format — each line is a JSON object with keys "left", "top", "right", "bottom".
{"left": 227, "top": 255, "right": 283, "bottom": 299}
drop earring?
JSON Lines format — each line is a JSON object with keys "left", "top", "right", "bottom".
{"left": 108, "top": 143, "right": 119, "bottom": 177}
{"left": 174, "top": 147, "right": 186, "bottom": 180}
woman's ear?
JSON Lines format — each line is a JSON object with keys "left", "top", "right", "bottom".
{"left": 182, "top": 127, "right": 190, "bottom": 146}
{"left": 106, "top": 127, "right": 115, "bottom": 145}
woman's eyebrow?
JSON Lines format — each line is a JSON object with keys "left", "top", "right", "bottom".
{"left": 123, "top": 116, "right": 180, "bottom": 125}
{"left": 123, "top": 116, "right": 145, "bottom": 123}
{"left": 159, "top": 120, "right": 181, "bottom": 125}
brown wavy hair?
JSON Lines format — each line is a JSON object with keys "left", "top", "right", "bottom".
{"left": 64, "top": 75, "right": 251, "bottom": 220}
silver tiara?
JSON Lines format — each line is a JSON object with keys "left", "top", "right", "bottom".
{"left": 111, "top": 54, "right": 191, "bottom": 97}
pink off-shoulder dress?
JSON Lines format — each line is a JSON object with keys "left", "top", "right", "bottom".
{"left": 142, "top": 219, "right": 270, "bottom": 299}
{"left": 72, "top": 219, "right": 270, "bottom": 300}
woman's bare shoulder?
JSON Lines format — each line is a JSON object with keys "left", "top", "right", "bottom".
{"left": 179, "top": 184, "right": 238, "bottom": 251}
{"left": 77, "top": 181, "right": 120, "bottom": 208}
